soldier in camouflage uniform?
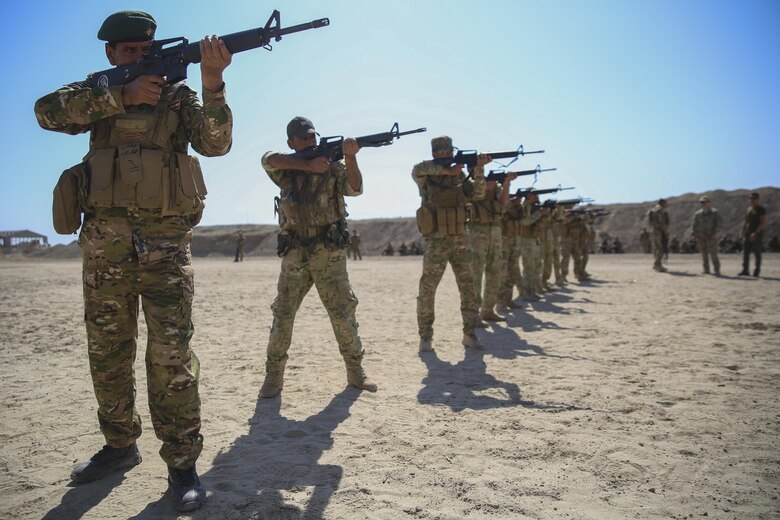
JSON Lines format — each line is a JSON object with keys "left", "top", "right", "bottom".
{"left": 517, "top": 192, "right": 546, "bottom": 301}
{"left": 648, "top": 199, "right": 670, "bottom": 272}
{"left": 498, "top": 195, "right": 524, "bottom": 308}
{"left": 566, "top": 212, "right": 590, "bottom": 281}
{"left": 538, "top": 203, "right": 558, "bottom": 292}
{"left": 33, "top": 11, "right": 232, "bottom": 511}
{"left": 350, "top": 229, "right": 363, "bottom": 260}
{"left": 551, "top": 205, "right": 565, "bottom": 286}
{"left": 692, "top": 196, "right": 722, "bottom": 275}
{"left": 259, "top": 117, "right": 377, "bottom": 398}
{"left": 413, "top": 136, "right": 489, "bottom": 352}
{"left": 235, "top": 231, "right": 246, "bottom": 262}
{"left": 469, "top": 173, "right": 517, "bottom": 321}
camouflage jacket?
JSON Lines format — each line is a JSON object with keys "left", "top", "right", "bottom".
{"left": 34, "top": 81, "right": 233, "bottom": 158}
{"left": 412, "top": 161, "right": 486, "bottom": 204}
{"left": 692, "top": 207, "right": 722, "bottom": 238}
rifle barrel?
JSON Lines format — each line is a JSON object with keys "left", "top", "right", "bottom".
{"left": 182, "top": 15, "right": 330, "bottom": 63}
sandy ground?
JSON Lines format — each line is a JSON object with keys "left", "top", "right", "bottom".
{"left": 0, "top": 253, "right": 778, "bottom": 520}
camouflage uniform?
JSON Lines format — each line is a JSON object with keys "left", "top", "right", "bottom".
{"left": 550, "top": 206, "right": 565, "bottom": 285}
{"left": 517, "top": 201, "right": 543, "bottom": 299}
{"left": 469, "top": 185, "right": 505, "bottom": 315}
{"left": 692, "top": 202, "right": 722, "bottom": 274}
{"left": 413, "top": 160, "right": 485, "bottom": 340}
{"left": 538, "top": 209, "right": 555, "bottom": 291}
{"left": 262, "top": 154, "right": 366, "bottom": 377}
{"left": 350, "top": 232, "right": 362, "bottom": 260}
{"left": 567, "top": 215, "right": 590, "bottom": 281}
{"left": 648, "top": 202, "right": 670, "bottom": 271}
{"left": 499, "top": 199, "right": 523, "bottom": 303}
{"left": 35, "top": 78, "right": 232, "bottom": 469}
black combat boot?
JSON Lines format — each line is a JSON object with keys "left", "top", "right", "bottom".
{"left": 70, "top": 443, "right": 142, "bottom": 483}
{"left": 168, "top": 465, "right": 207, "bottom": 512}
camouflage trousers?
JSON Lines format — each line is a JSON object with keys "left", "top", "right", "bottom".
{"left": 266, "top": 243, "right": 364, "bottom": 371}
{"left": 469, "top": 223, "right": 503, "bottom": 312}
{"left": 652, "top": 231, "right": 665, "bottom": 269}
{"left": 697, "top": 236, "right": 720, "bottom": 273}
{"left": 560, "top": 238, "right": 572, "bottom": 278}
{"left": 418, "top": 234, "right": 479, "bottom": 340}
{"left": 79, "top": 207, "right": 202, "bottom": 470}
{"left": 499, "top": 235, "right": 522, "bottom": 303}
{"left": 572, "top": 238, "right": 588, "bottom": 279}
{"left": 518, "top": 237, "right": 540, "bottom": 296}
{"left": 541, "top": 233, "right": 557, "bottom": 284}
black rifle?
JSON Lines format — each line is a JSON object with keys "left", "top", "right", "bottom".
{"left": 432, "top": 145, "right": 544, "bottom": 168}
{"left": 510, "top": 186, "right": 574, "bottom": 199}
{"left": 486, "top": 166, "right": 556, "bottom": 183}
{"left": 566, "top": 207, "right": 610, "bottom": 218}
{"left": 543, "top": 197, "right": 595, "bottom": 208}
{"left": 87, "top": 10, "right": 329, "bottom": 88}
{"left": 289, "top": 123, "right": 427, "bottom": 161}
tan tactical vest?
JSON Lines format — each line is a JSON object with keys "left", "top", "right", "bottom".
{"left": 416, "top": 178, "right": 468, "bottom": 237}
{"left": 275, "top": 166, "right": 348, "bottom": 235}
{"left": 471, "top": 191, "right": 503, "bottom": 225}
{"left": 501, "top": 205, "right": 523, "bottom": 237}
{"left": 83, "top": 84, "right": 206, "bottom": 216}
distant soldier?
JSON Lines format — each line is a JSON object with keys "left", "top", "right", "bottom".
{"left": 518, "top": 192, "right": 546, "bottom": 299}
{"left": 613, "top": 237, "right": 623, "bottom": 254}
{"left": 398, "top": 242, "right": 408, "bottom": 256}
{"left": 692, "top": 196, "right": 721, "bottom": 275}
{"left": 538, "top": 204, "right": 557, "bottom": 292}
{"left": 259, "top": 116, "right": 377, "bottom": 399}
{"left": 235, "top": 232, "right": 246, "bottom": 262}
{"left": 550, "top": 205, "right": 565, "bottom": 286}
{"left": 769, "top": 235, "right": 780, "bottom": 253}
{"left": 669, "top": 236, "right": 680, "bottom": 254}
{"left": 648, "top": 199, "right": 670, "bottom": 271}
{"left": 382, "top": 243, "right": 394, "bottom": 256}
{"left": 413, "top": 136, "right": 489, "bottom": 352}
{"left": 350, "top": 229, "right": 362, "bottom": 260}
{"left": 639, "top": 228, "right": 651, "bottom": 254}
{"left": 600, "top": 238, "right": 610, "bottom": 254}
{"left": 738, "top": 192, "right": 766, "bottom": 277}
{"left": 498, "top": 196, "right": 524, "bottom": 307}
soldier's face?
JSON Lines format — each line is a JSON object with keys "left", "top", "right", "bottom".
{"left": 432, "top": 148, "right": 453, "bottom": 159}
{"left": 106, "top": 41, "right": 153, "bottom": 66}
{"left": 288, "top": 134, "right": 317, "bottom": 152}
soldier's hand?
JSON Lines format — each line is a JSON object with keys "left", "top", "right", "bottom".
{"left": 121, "top": 75, "right": 165, "bottom": 106}
{"left": 200, "top": 35, "right": 232, "bottom": 92}
{"left": 507, "top": 172, "right": 517, "bottom": 182}
{"left": 342, "top": 138, "right": 360, "bottom": 157}
{"left": 307, "top": 156, "right": 331, "bottom": 174}
{"left": 476, "top": 154, "right": 492, "bottom": 167}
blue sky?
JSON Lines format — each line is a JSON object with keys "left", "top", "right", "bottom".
{"left": 2, "top": 0, "right": 778, "bottom": 244}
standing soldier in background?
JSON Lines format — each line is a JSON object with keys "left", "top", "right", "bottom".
{"left": 413, "top": 136, "right": 489, "bottom": 352}
{"left": 648, "top": 198, "right": 670, "bottom": 272}
{"left": 34, "top": 10, "right": 233, "bottom": 511}
{"left": 350, "top": 229, "right": 363, "bottom": 260}
{"left": 259, "top": 116, "right": 377, "bottom": 399}
{"left": 498, "top": 196, "right": 524, "bottom": 308}
{"left": 517, "top": 192, "right": 546, "bottom": 300}
{"left": 568, "top": 212, "right": 591, "bottom": 281}
{"left": 738, "top": 192, "right": 766, "bottom": 277}
{"left": 469, "top": 173, "right": 516, "bottom": 321}
{"left": 235, "top": 232, "right": 246, "bottom": 262}
{"left": 692, "top": 196, "right": 721, "bottom": 275}
{"left": 550, "top": 205, "right": 565, "bottom": 286}
{"left": 639, "top": 228, "right": 651, "bottom": 254}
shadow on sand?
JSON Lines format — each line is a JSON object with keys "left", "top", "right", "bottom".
{"left": 42, "top": 471, "right": 132, "bottom": 520}
{"left": 127, "top": 389, "right": 360, "bottom": 520}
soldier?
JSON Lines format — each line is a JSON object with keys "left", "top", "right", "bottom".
{"left": 738, "top": 192, "right": 767, "bottom": 277}
{"left": 769, "top": 235, "right": 780, "bottom": 253}
{"left": 692, "top": 197, "right": 721, "bottom": 275}
{"left": 469, "top": 172, "right": 516, "bottom": 321}
{"left": 350, "top": 229, "right": 362, "bottom": 260}
{"left": 382, "top": 243, "right": 394, "bottom": 256}
{"left": 639, "top": 228, "right": 651, "bottom": 254}
{"left": 670, "top": 236, "right": 680, "bottom": 254}
{"left": 538, "top": 203, "right": 558, "bottom": 291}
{"left": 259, "top": 117, "right": 377, "bottom": 397}
{"left": 613, "top": 237, "right": 623, "bottom": 254}
{"left": 413, "top": 136, "right": 489, "bottom": 352}
{"left": 648, "top": 199, "right": 670, "bottom": 271}
{"left": 498, "top": 195, "right": 524, "bottom": 308}
{"left": 235, "top": 231, "right": 246, "bottom": 262}
{"left": 33, "top": 11, "right": 232, "bottom": 510}
{"left": 517, "top": 192, "right": 546, "bottom": 300}
{"left": 567, "top": 212, "right": 591, "bottom": 281}
{"left": 399, "top": 242, "right": 409, "bottom": 256}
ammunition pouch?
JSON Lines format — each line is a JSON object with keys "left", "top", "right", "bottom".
{"left": 435, "top": 207, "right": 467, "bottom": 237}
{"left": 276, "top": 220, "right": 351, "bottom": 257}
{"left": 416, "top": 206, "right": 435, "bottom": 235}
{"left": 52, "top": 162, "right": 88, "bottom": 235}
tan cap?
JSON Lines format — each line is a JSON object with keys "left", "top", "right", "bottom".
{"left": 699, "top": 196, "right": 709, "bottom": 203}
{"left": 431, "top": 136, "right": 453, "bottom": 152}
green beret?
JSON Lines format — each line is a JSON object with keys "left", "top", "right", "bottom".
{"left": 98, "top": 11, "right": 156, "bottom": 43}
{"left": 431, "top": 136, "right": 453, "bottom": 152}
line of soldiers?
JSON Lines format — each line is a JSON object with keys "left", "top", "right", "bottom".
{"left": 413, "top": 136, "right": 598, "bottom": 352}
